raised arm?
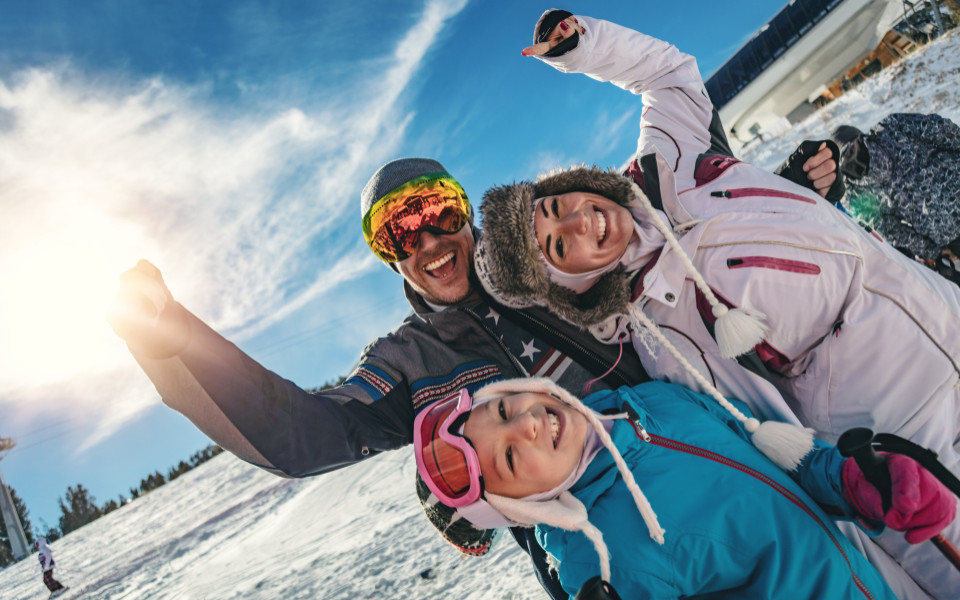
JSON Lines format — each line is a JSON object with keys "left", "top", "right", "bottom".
{"left": 108, "top": 260, "right": 414, "bottom": 478}
{"left": 524, "top": 12, "right": 841, "bottom": 197}
{"left": 524, "top": 12, "right": 713, "bottom": 190}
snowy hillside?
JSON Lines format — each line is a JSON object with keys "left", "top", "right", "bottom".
{"left": 741, "top": 25, "right": 960, "bottom": 170}
{"left": 1, "top": 450, "right": 543, "bottom": 600}
{"left": 2, "top": 26, "right": 958, "bottom": 600}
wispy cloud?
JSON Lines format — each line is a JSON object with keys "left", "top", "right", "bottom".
{"left": 0, "top": 0, "right": 470, "bottom": 451}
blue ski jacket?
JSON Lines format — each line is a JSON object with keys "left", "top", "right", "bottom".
{"left": 536, "top": 381, "right": 896, "bottom": 599}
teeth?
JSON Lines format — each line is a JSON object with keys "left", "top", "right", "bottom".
{"left": 596, "top": 209, "right": 606, "bottom": 243}
{"left": 423, "top": 252, "right": 454, "bottom": 271}
{"left": 548, "top": 413, "right": 560, "bottom": 446}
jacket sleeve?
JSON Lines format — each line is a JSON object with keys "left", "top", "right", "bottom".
{"left": 875, "top": 113, "right": 960, "bottom": 153}
{"left": 537, "top": 526, "right": 677, "bottom": 599}
{"left": 670, "top": 384, "right": 859, "bottom": 519}
{"left": 534, "top": 16, "right": 713, "bottom": 190}
{"left": 870, "top": 215, "right": 943, "bottom": 259}
{"left": 130, "top": 305, "right": 415, "bottom": 478}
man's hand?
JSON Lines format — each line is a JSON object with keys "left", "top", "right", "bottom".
{"left": 522, "top": 16, "right": 582, "bottom": 57}
{"left": 107, "top": 259, "right": 190, "bottom": 358}
{"left": 802, "top": 142, "right": 837, "bottom": 198}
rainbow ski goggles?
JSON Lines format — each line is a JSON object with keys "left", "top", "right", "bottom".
{"left": 362, "top": 173, "right": 470, "bottom": 263}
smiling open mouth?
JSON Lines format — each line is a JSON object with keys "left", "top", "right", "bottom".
{"left": 548, "top": 410, "right": 560, "bottom": 448}
{"left": 594, "top": 207, "right": 607, "bottom": 244}
{"left": 422, "top": 251, "right": 455, "bottom": 277}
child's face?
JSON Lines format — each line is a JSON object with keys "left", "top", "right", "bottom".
{"left": 534, "top": 192, "right": 633, "bottom": 274}
{"left": 463, "top": 390, "right": 588, "bottom": 499}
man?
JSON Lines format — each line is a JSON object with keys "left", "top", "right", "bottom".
{"left": 109, "top": 151, "right": 838, "bottom": 598}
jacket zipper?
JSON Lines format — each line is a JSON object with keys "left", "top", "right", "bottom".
{"left": 726, "top": 256, "right": 821, "bottom": 275}
{"left": 626, "top": 418, "right": 876, "bottom": 599}
{"left": 710, "top": 187, "right": 816, "bottom": 204}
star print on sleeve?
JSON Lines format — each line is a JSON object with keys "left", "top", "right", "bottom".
{"left": 520, "top": 338, "right": 541, "bottom": 362}
{"left": 486, "top": 307, "right": 500, "bottom": 326}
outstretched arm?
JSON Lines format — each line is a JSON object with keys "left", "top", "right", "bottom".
{"left": 523, "top": 12, "right": 841, "bottom": 197}
{"left": 108, "top": 260, "right": 414, "bottom": 478}
{"left": 523, "top": 12, "right": 712, "bottom": 189}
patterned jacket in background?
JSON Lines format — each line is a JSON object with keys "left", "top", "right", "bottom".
{"left": 843, "top": 112, "right": 960, "bottom": 259}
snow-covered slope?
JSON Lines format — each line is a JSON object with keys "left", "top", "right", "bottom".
{"left": 1, "top": 450, "right": 543, "bottom": 599}
{"left": 742, "top": 25, "right": 960, "bottom": 170}
{"left": 2, "top": 25, "right": 958, "bottom": 600}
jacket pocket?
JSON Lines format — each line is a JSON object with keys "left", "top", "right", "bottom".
{"left": 710, "top": 187, "right": 817, "bottom": 204}
{"left": 726, "top": 256, "right": 821, "bottom": 275}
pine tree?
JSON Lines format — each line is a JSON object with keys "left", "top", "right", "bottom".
{"left": 0, "top": 486, "right": 34, "bottom": 566}
{"left": 57, "top": 483, "right": 102, "bottom": 536}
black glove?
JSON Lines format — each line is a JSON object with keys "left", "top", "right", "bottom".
{"left": 774, "top": 139, "right": 845, "bottom": 204}
{"left": 574, "top": 576, "right": 623, "bottom": 600}
{"left": 536, "top": 9, "right": 579, "bottom": 57}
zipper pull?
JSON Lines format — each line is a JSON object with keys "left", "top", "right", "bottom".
{"left": 710, "top": 190, "right": 732, "bottom": 198}
{"left": 624, "top": 404, "right": 652, "bottom": 441}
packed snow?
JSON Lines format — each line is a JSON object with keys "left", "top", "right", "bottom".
{"left": 2, "top": 25, "right": 958, "bottom": 600}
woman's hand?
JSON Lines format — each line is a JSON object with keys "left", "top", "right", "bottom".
{"left": 522, "top": 16, "right": 583, "bottom": 57}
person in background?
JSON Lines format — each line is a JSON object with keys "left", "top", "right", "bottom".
{"left": 36, "top": 537, "right": 67, "bottom": 596}
{"left": 832, "top": 113, "right": 960, "bottom": 285}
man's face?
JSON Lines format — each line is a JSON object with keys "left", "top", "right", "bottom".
{"left": 463, "top": 390, "right": 588, "bottom": 499}
{"left": 397, "top": 226, "right": 477, "bottom": 305}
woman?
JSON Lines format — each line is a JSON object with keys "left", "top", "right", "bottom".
{"left": 472, "top": 10, "right": 960, "bottom": 599}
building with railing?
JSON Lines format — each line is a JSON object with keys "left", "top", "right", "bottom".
{"left": 706, "top": 0, "right": 907, "bottom": 148}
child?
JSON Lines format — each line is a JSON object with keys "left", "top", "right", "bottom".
{"left": 472, "top": 11, "right": 960, "bottom": 598}
{"left": 414, "top": 377, "right": 954, "bottom": 599}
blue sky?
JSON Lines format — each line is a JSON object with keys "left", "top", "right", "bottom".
{"left": 0, "top": 0, "right": 789, "bottom": 533}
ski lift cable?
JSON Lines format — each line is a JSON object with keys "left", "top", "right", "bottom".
{"left": 245, "top": 297, "right": 403, "bottom": 357}
{"left": 3, "top": 423, "right": 89, "bottom": 458}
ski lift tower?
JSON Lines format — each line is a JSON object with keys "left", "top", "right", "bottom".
{"left": 0, "top": 437, "right": 31, "bottom": 561}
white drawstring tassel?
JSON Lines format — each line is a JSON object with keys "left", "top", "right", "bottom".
{"left": 711, "top": 303, "right": 769, "bottom": 359}
{"left": 748, "top": 419, "right": 818, "bottom": 471}
{"left": 634, "top": 178, "right": 768, "bottom": 358}
{"left": 628, "top": 304, "right": 814, "bottom": 470}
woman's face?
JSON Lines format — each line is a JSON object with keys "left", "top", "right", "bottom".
{"left": 463, "top": 391, "right": 588, "bottom": 499}
{"left": 533, "top": 192, "right": 633, "bottom": 274}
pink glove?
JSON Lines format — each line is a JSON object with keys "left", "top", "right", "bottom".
{"left": 842, "top": 453, "right": 957, "bottom": 544}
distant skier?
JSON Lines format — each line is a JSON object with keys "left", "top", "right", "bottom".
{"left": 36, "top": 537, "right": 67, "bottom": 597}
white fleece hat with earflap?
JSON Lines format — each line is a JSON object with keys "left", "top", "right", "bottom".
{"left": 471, "top": 377, "right": 667, "bottom": 584}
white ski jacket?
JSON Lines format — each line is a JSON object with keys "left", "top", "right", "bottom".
{"left": 536, "top": 15, "right": 960, "bottom": 599}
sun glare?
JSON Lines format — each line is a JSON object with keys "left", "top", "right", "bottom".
{"left": 0, "top": 222, "right": 149, "bottom": 387}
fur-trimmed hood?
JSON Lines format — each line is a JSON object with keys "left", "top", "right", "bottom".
{"left": 474, "top": 165, "right": 647, "bottom": 328}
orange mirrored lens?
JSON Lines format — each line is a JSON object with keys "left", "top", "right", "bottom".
{"left": 420, "top": 436, "right": 473, "bottom": 498}
{"left": 362, "top": 173, "right": 469, "bottom": 262}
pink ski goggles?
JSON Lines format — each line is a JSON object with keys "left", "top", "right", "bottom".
{"left": 414, "top": 388, "right": 484, "bottom": 508}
